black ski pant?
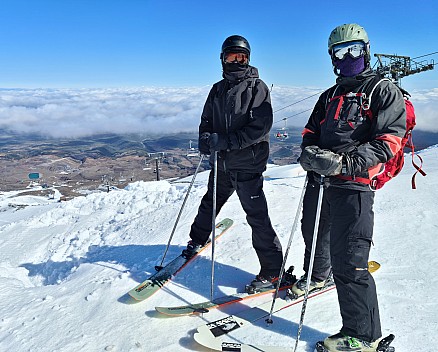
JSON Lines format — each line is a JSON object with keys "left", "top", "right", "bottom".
{"left": 189, "top": 169, "right": 283, "bottom": 278}
{"left": 301, "top": 181, "right": 382, "bottom": 342}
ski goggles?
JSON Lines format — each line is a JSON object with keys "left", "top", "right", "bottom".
{"left": 223, "top": 52, "right": 249, "bottom": 64}
{"left": 331, "top": 41, "right": 366, "bottom": 60}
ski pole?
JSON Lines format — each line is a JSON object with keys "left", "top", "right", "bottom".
{"left": 210, "top": 151, "right": 218, "bottom": 301}
{"left": 293, "top": 175, "right": 325, "bottom": 352}
{"left": 155, "top": 154, "right": 205, "bottom": 271}
{"left": 266, "top": 174, "right": 308, "bottom": 324}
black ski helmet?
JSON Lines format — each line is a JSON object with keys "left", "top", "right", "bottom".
{"left": 220, "top": 35, "right": 251, "bottom": 63}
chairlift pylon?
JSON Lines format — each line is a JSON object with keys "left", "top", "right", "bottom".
{"left": 186, "top": 140, "right": 200, "bottom": 157}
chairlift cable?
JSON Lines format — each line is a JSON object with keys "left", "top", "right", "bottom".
{"left": 273, "top": 107, "right": 313, "bottom": 125}
{"left": 273, "top": 91, "right": 323, "bottom": 114}
{"left": 411, "top": 51, "right": 438, "bottom": 60}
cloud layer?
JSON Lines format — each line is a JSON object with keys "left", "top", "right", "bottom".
{"left": 0, "top": 86, "right": 437, "bottom": 139}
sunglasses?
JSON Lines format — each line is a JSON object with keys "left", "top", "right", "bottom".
{"left": 224, "top": 52, "right": 249, "bottom": 64}
{"left": 331, "top": 41, "right": 366, "bottom": 60}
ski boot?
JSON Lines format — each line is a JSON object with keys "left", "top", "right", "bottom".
{"left": 245, "top": 266, "right": 296, "bottom": 294}
{"left": 314, "top": 333, "right": 395, "bottom": 352}
{"left": 181, "top": 240, "right": 204, "bottom": 259}
{"left": 245, "top": 274, "right": 278, "bottom": 294}
{"left": 287, "top": 271, "right": 334, "bottom": 300}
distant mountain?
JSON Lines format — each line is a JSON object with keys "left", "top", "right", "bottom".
{"left": 410, "top": 130, "right": 438, "bottom": 151}
{"left": 0, "top": 130, "right": 199, "bottom": 160}
{"left": 0, "top": 128, "right": 436, "bottom": 161}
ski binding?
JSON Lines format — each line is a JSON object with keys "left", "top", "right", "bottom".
{"left": 314, "top": 334, "right": 395, "bottom": 352}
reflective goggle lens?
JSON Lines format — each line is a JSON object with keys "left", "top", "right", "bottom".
{"left": 224, "top": 52, "right": 248, "bottom": 64}
{"left": 332, "top": 41, "right": 366, "bottom": 60}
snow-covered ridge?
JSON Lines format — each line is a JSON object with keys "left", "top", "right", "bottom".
{"left": 0, "top": 145, "right": 437, "bottom": 351}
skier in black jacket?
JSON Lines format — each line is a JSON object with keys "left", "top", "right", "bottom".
{"left": 290, "top": 24, "right": 406, "bottom": 351}
{"left": 183, "top": 35, "right": 283, "bottom": 291}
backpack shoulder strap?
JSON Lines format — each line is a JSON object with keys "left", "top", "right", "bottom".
{"left": 323, "top": 84, "right": 340, "bottom": 107}
{"left": 248, "top": 78, "right": 260, "bottom": 107}
{"left": 363, "top": 77, "right": 391, "bottom": 111}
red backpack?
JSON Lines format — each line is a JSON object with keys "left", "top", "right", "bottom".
{"left": 366, "top": 79, "right": 426, "bottom": 189}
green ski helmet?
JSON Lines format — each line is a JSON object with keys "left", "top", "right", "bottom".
{"left": 328, "top": 23, "right": 370, "bottom": 63}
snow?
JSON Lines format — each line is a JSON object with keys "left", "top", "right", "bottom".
{"left": 0, "top": 146, "right": 437, "bottom": 352}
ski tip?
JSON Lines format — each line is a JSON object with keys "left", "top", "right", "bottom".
{"left": 193, "top": 332, "right": 206, "bottom": 348}
{"left": 118, "top": 293, "right": 140, "bottom": 305}
{"left": 216, "top": 218, "right": 234, "bottom": 228}
{"left": 368, "top": 260, "right": 381, "bottom": 273}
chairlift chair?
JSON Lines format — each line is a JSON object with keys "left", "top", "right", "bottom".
{"left": 275, "top": 119, "right": 289, "bottom": 141}
{"left": 275, "top": 127, "right": 289, "bottom": 141}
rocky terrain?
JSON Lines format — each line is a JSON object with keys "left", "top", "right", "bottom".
{"left": 0, "top": 130, "right": 302, "bottom": 200}
{"left": 3, "top": 127, "right": 435, "bottom": 201}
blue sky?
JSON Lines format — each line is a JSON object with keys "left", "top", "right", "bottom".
{"left": 1, "top": 0, "right": 437, "bottom": 91}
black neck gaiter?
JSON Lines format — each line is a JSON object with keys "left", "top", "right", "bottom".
{"left": 222, "top": 63, "right": 248, "bottom": 82}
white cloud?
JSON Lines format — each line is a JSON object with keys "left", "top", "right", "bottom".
{"left": 0, "top": 87, "right": 209, "bottom": 138}
{"left": 0, "top": 86, "right": 437, "bottom": 139}
{"left": 411, "top": 88, "right": 438, "bottom": 132}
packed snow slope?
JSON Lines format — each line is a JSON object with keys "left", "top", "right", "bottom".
{"left": 0, "top": 146, "right": 437, "bottom": 352}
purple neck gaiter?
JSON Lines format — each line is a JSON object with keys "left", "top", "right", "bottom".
{"left": 334, "top": 56, "right": 365, "bottom": 77}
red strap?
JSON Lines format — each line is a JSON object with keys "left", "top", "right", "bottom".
{"left": 410, "top": 150, "right": 427, "bottom": 190}
{"left": 406, "top": 135, "right": 426, "bottom": 189}
{"left": 329, "top": 95, "right": 344, "bottom": 121}
{"left": 336, "top": 175, "right": 372, "bottom": 185}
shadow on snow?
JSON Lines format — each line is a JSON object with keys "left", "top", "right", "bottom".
{"left": 20, "top": 243, "right": 327, "bottom": 348}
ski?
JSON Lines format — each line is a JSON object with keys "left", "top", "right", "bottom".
{"left": 192, "top": 333, "right": 394, "bottom": 352}
{"left": 155, "top": 267, "right": 296, "bottom": 316}
{"left": 314, "top": 333, "right": 395, "bottom": 352}
{"left": 128, "top": 218, "right": 233, "bottom": 301}
{"left": 158, "top": 261, "right": 380, "bottom": 317}
{"left": 193, "top": 261, "right": 380, "bottom": 351}
{"left": 195, "top": 332, "right": 293, "bottom": 352}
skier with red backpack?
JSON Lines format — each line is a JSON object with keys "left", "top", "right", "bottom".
{"left": 293, "top": 24, "right": 406, "bottom": 351}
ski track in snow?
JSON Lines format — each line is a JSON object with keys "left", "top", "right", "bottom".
{"left": 0, "top": 146, "right": 437, "bottom": 351}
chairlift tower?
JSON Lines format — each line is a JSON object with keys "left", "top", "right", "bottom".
{"left": 186, "top": 140, "right": 200, "bottom": 157}
{"left": 147, "top": 152, "right": 165, "bottom": 181}
{"left": 374, "top": 53, "right": 434, "bottom": 86}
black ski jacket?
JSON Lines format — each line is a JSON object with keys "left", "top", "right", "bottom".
{"left": 302, "top": 68, "right": 406, "bottom": 190}
{"left": 200, "top": 65, "right": 273, "bottom": 173}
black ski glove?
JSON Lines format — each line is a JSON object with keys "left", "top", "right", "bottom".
{"left": 198, "top": 132, "right": 211, "bottom": 155}
{"left": 208, "top": 133, "right": 229, "bottom": 152}
{"left": 300, "top": 145, "right": 343, "bottom": 176}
